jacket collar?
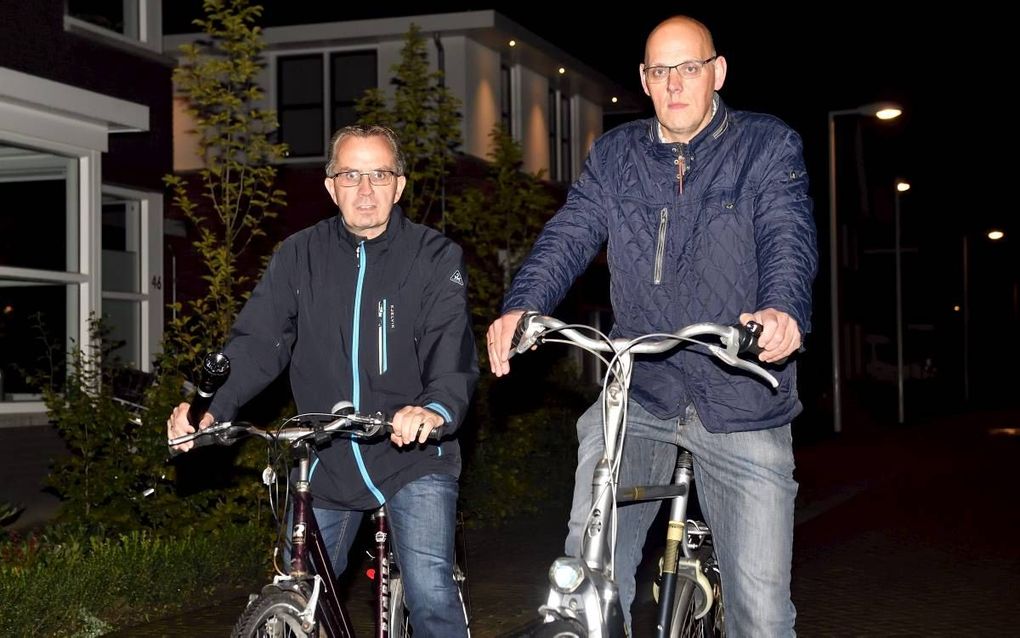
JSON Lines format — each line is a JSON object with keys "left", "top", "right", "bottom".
{"left": 645, "top": 93, "right": 730, "bottom": 152}
{"left": 336, "top": 204, "right": 406, "bottom": 248}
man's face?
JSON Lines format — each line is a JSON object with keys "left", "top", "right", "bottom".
{"left": 640, "top": 21, "right": 727, "bottom": 144}
{"left": 324, "top": 136, "right": 406, "bottom": 239}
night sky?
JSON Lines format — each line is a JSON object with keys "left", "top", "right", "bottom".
{"left": 165, "top": 3, "right": 1016, "bottom": 407}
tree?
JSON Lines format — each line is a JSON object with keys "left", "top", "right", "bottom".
{"left": 357, "top": 24, "right": 461, "bottom": 227}
{"left": 446, "top": 124, "right": 554, "bottom": 340}
{"left": 163, "top": 0, "right": 287, "bottom": 356}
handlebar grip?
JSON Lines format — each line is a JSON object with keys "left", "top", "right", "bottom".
{"left": 383, "top": 423, "right": 443, "bottom": 442}
{"left": 737, "top": 320, "right": 790, "bottom": 365}
{"left": 737, "top": 321, "right": 765, "bottom": 356}
{"left": 187, "top": 352, "right": 231, "bottom": 427}
{"left": 509, "top": 310, "right": 540, "bottom": 357}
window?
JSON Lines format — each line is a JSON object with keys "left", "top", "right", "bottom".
{"left": 548, "top": 87, "right": 573, "bottom": 182}
{"left": 560, "top": 93, "right": 572, "bottom": 181}
{"left": 501, "top": 62, "right": 513, "bottom": 136}
{"left": 64, "top": 0, "right": 160, "bottom": 53}
{"left": 67, "top": 0, "right": 137, "bottom": 39}
{"left": 0, "top": 145, "right": 82, "bottom": 404}
{"left": 277, "top": 55, "right": 325, "bottom": 158}
{"left": 332, "top": 51, "right": 378, "bottom": 132}
{"left": 277, "top": 50, "right": 377, "bottom": 159}
{"left": 101, "top": 192, "right": 144, "bottom": 367}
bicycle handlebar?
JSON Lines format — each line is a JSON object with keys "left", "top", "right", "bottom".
{"left": 167, "top": 410, "right": 442, "bottom": 449}
{"left": 510, "top": 311, "right": 779, "bottom": 389}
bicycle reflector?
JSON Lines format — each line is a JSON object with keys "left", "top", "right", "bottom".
{"left": 549, "top": 557, "right": 585, "bottom": 593}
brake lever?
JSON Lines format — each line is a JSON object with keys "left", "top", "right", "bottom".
{"left": 706, "top": 344, "right": 779, "bottom": 389}
{"left": 167, "top": 421, "right": 236, "bottom": 447}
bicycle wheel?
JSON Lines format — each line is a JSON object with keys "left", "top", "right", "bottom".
{"left": 670, "top": 579, "right": 724, "bottom": 638}
{"left": 233, "top": 588, "right": 323, "bottom": 638}
{"left": 387, "top": 565, "right": 472, "bottom": 637}
{"left": 532, "top": 618, "right": 587, "bottom": 637}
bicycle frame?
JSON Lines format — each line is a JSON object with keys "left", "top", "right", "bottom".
{"left": 278, "top": 440, "right": 357, "bottom": 637}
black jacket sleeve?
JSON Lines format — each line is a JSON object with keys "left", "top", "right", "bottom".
{"left": 414, "top": 239, "right": 478, "bottom": 433}
{"left": 208, "top": 241, "right": 299, "bottom": 422}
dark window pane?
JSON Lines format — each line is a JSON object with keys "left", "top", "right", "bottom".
{"left": 279, "top": 56, "right": 323, "bottom": 106}
{"left": 103, "top": 299, "right": 140, "bottom": 368}
{"left": 0, "top": 282, "right": 75, "bottom": 399}
{"left": 331, "top": 50, "right": 377, "bottom": 131}
{"left": 68, "top": 0, "right": 125, "bottom": 34}
{"left": 278, "top": 55, "right": 325, "bottom": 157}
{"left": 0, "top": 178, "right": 76, "bottom": 272}
{"left": 281, "top": 108, "right": 324, "bottom": 156}
{"left": 101, "top": 197, "right": 140, "bottom": 293}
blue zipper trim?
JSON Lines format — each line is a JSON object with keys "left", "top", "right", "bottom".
{"left": 351, "top": 241, "right": 384, "bottom": 506}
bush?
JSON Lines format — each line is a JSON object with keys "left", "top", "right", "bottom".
{"left": 0, "top": 524, "right": 267, "bottom": 637}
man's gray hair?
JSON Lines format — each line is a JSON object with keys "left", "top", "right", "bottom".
{"left": 325, "top": 125, "right": 406, "bottom": 177}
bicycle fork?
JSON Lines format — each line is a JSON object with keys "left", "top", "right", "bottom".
{"left": 373, "top": 507, "right": 394, "bottom": 638}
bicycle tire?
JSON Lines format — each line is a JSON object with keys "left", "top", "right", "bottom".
{"left": 387, "top": 566, "right": 472, "bottom": 637}
{"left": 233, "top": 588, "right": 324, "bottom": 638}
{"left": 532, "top": 618, "right": 587, "bottom": 638}
{"left": 670, "top": 579, "right": 724, "bottom": 638}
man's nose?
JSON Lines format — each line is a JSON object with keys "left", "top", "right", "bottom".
{"left": 666, "top": 68, "right": 685, "bottom": 92}
{"left": 357, "top": 174, "right": 374, "bottom": 195}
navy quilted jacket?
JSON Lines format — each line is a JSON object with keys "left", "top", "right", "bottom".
{"left": 503, "top": 97, "right": 817, "bottom": 432}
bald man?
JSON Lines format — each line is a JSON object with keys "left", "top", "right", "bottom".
{"left": 487, "top": 16, "right": 815, "bottom": 636}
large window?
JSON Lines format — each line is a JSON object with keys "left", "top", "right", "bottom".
{"left": 277, "top": 50, "right": 377, "bottom": 160}
{"left": 0, "top": 145, "right": 82, "bottom": 403}
{"left": 0, "top": 143, "right": 161, "bottom": 408}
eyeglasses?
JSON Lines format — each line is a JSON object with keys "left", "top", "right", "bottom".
{"left": 328, "top": 169, "right": 398, "bottom": 187}
{"left": 642, "top": 56, "right": 719, "bottom": 84}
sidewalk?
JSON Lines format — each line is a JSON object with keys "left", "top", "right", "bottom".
{"left": 7, "top": 408, "right": 1020, "bottom": 635}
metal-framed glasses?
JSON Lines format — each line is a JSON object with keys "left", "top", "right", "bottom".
{"left": 329, "top": 169, "right": 398, "bottom": 187}
{"left": 642, "top": 56, "right": 718, "bottom": 83}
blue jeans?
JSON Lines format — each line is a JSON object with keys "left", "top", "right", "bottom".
{"left": 311, "top": 473, "right": 467, "bottom": 638}
{"left": 565, "top": 398, "right": 797, "bottom": 637}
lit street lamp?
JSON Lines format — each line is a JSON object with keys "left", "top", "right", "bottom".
{"left": 894, "top": 180, "right": 910, "bottom": 424}
{"left": 829, "top": 102, "right": 902, "bottom": 433}
{"left": 962, "top": 228, "right": 1006, "bottom": 402}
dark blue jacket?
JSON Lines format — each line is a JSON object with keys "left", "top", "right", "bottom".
{"left": 503, "top": 97, "right": 817, "bottom": 432}
{"left": 211, "top": 208, "right": 478, "bottom": 508}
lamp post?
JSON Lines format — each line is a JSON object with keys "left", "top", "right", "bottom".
{"left": 894, "top": 180, "right": 910, "bottom": 424}
{"left": 828, "top": 102, "right": 902, "bottom": 433}
{"left": 962, "top": 228, "right": 1006, "bottom": 402}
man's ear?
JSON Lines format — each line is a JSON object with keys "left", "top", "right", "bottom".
{"left": 324, "top": 177, "right": 339, "bottom": 205}
{"left": 393, "top": 175, "right": 407, "bottom": 203}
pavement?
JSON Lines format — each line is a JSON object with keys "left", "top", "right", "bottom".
{"left": 4, "top": 406, "right": 1020, "bottom": 636}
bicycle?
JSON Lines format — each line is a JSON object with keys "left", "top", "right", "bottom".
{"left": 168, "top": 401, "right": 471, "bottom": 637}
{"left": 508, "top": 312, "right": 777, "bottom": 638}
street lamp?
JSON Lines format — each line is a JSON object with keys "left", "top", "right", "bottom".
{"left": 894, "top": 180, "right": 910, "bottom": 424}
{"left": 829, "top": 101, "right": 902, "bottom": 433}
{"left": 963, "top": 228, "right": 1006, "bottom": 402}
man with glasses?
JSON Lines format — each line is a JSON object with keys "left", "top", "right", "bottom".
{"left": 487, "top": 16, "right": 815, "bottom": 635}
{"left": 168, "top": 125, "right": 477, "bottom": 637}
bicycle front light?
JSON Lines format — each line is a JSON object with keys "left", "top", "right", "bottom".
{"left": 549, "top": 557, "right": 586, "bottom": 593}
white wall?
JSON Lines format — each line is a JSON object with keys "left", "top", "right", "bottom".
{"left": 518, "top": 65, "right": 550, "bottom": 176}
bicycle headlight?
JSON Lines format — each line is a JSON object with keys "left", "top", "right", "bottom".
{"left": 549, "top": 557, "right": 586, "bottom": 593}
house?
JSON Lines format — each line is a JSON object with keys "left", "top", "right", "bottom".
{"left": 0, "top": 0, "right": 170, "bottom": 425}
{"left": 0, "top": 6, "right": 640, "bottom": 424}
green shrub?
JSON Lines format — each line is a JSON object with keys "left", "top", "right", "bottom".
{"left": 0, "top": 525, "right": 267, "bottom": 637}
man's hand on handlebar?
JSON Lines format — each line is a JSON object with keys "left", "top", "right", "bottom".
{"left": 738, "top": 308, "right": 800, "bottom": 363}
{"left": 167, "top": 402, "right": 215, "bottom": 453}
{"left": 486, "top": 309, "right": 526, "bottom": 377}
{"left": 391, "top": 405, "right": 444, "bottom": 447}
